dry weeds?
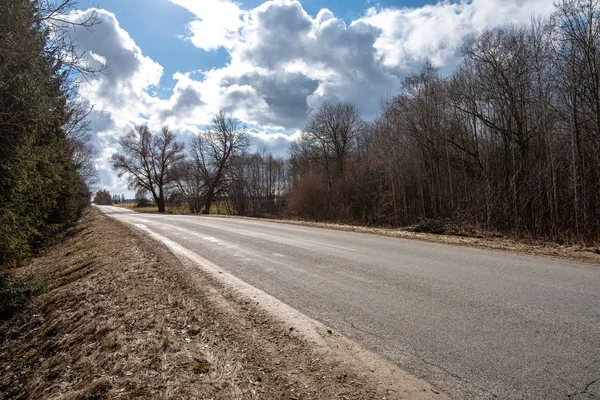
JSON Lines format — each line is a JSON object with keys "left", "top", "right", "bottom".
{"left": 0, "top": 208, "right": 443, "bottom": 399}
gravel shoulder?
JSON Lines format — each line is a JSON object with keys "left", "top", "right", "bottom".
{"left": 0, "top": 208, "right": 445, "bottom": 399}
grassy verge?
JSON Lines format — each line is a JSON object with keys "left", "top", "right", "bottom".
{"left": 0, "top": 208, "right": 442, "bottom": 399}
{"left": 115, "top": 202, "right": 229, "bottom": 214}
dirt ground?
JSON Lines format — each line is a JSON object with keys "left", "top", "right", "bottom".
{"left": 0, "top": 208, "right": 445, "bottom": 399}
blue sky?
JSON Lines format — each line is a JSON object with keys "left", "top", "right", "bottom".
{"left": 84, "top": 0, "right": 439, "bottom": 98}
{"left": 69, "top": 0, "right": 555, "bottom": 196}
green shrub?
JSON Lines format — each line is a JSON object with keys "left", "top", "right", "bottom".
{"left": 0, "top": 273, "right": 41, "bottom": 321}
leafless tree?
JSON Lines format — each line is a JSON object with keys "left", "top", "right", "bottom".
{"left": 302, "top": 102, "right": 362, "bottom": 181}
{"left": 284, "top": 11, "right": 600, "bottom": 243}
{"left": 64, "top": 98, "right": 98, "bottom": 186}
{"left": 225, "top": 151, "right": 289, "bottom": 216}
{"left": 111, "top": 125, "right": 185, "bottom": 213}
{"left": 170, "top": 159, "right": 206, "bottom": 214}
{"left": 187, "top": 110, "right": 249, "bottom": 214}
{"left": 93, "top": 189, "right": 112, "bottom": 205}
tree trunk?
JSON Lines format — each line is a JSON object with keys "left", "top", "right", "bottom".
{"left": 203, "top": 186, "right": 215, "bottom": 215}
{"left": 157, "top": 196, "right": 166, "bottom": 213}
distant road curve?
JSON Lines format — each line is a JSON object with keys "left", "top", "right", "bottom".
{"left": 98, "top": 205, "right": 600, "bottom": 399}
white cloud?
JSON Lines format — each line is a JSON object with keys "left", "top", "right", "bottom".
{"left": 167, "top": 0, "right": 554, "bottom": 128}
{"left": 61, "top": 9, "right": 166, "bottom": 195}
{"left": 166, "top": 0, "right": 397, "bottom": 126}
{"left": 169, "top": 0, "right": 245, "bottom": 50}
{"left": 247, "top": 128, "right": 302, "bottom": 157}
{"left": 360, "top": 0, "right": 555, "bottom": 72}
{"left": 70, "top": 0, "right": 556, "bottom": 196}
{"left": 64, "top": 9, "right": 163, "bottom": 120}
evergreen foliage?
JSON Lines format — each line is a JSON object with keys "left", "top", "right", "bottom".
{"left": 0, "top": 0, "right": 92, "bottom": 269}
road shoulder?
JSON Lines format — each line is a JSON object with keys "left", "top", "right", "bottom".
{"left": 0, "top": 207, "right": 446, "bottom": 399}
{"left": 209, "top": 214, "right": 600, "bottom": 266}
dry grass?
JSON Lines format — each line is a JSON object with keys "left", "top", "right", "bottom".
{"left": 114, "top": 203, "right": 191, "bottom": 214}
{"left": 0, "top": 211, "right": 257, "bottom": 399}
{"left": 0, "top": 208, "right": 442, "bottom": 399}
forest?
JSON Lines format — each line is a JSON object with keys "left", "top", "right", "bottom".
{"left": 113, "top": 0, "right": 600, "bottom": 244}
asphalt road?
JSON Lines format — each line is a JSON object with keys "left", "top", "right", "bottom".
{"left": 98, "top": 206, "right": 600, "bottom": 399}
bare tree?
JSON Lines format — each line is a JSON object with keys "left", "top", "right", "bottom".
{"left": 170, "top": 159, "right": 205, "bottom": 214}
{"left": 111, "top": 125, "right": 185, "bottom": 213}
{"left": 303, "top": 102, "right": 362, "bottom": 180}
{"left": 188, "top": 110, "right": 249, "bottom": 214}
{"left": 65, "top": 99, "right": 98, "bottom": 186}
{"left": 224, "top": 151, "right": 289, "bottom": 216}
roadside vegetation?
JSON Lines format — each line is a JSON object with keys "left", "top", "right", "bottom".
{"left": 0, "top": 0, "right": 98, "bottom": 318}
{"left": 108, "top": 0, "right": 600, "bottom": 247}
{"left": 0, "top": 208, "right": 443, "bottom": 399}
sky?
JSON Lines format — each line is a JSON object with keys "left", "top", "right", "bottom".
{"left": 69, "top": 0, "right": 556, "bottom": 197}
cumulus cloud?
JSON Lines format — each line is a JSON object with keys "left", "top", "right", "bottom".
{"left": 360, "top": 0, "right": 555, "bottom": 72}
{"left": 169, "top": 0, "right": 245, "bottom": 50}
{"left": 157, "top": 74, "right": 205, "bottom": 123}
{"left": 64, "top": 9, "right": 163, "bottom": 120}
{"left": 70, "top": 0, "right": 555, "bottom": 195}
{"left": 247, "top": 128, "right": 302, "bottom": 158}
{"left": 169, "top": 0, "right": 554, "bottom": 127}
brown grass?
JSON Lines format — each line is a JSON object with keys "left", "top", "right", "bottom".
{"left": 115, "top": 202, "right": 230, "bottom": 215}
{"left": 0, "top": 208, "right": 444, "bottom": 399}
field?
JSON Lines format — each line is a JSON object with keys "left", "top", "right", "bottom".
{"left": 115, "top": 202, "right": 230, "bottom": 215}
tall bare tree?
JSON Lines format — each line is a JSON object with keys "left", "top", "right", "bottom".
{"left": 302, "top": 102, "right": 362, "bottom": 181}
{"left": 188, "top": 110, "right": 249, "bottom": 214}
{"left": 111, "top": 125, "right": 185, "bottom": 213}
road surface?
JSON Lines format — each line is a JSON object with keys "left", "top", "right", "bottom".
{"left": 98, "top": 206, "right": 600, "bottom": 399}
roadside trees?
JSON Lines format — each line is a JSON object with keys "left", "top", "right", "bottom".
{"left": 289, "top": 101, "right": 364, "bottom": 220}
{"left": 0, "top": 0, "right": 98, "bottom": 269}
{"left": 93, "top": 190, "right": 112, "bottom": 205}
{"left": 111, "top": 125, "right": 185, "bottom": 213}
{"left": 302, "top": 102, "right": 362, "bottom": 183}
{"left": 185, "top": 110, "right": 249, "bottom": 214}
{"left": 170, "top": 158, "right": 205, "bottom": 214}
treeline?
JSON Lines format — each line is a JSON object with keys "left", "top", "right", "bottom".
{"left": 0, "top": 0, "right": 96, "bottom": 269}
{"left": 288, "top": 0, "right": 600, "bottom": 243}
{"left": 112, "top": 112, "right": 289, "bottom": 217}
{"left": 112, "top": 0, "right": 600, "bottom": 244}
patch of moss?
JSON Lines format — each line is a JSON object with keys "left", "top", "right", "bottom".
{"left": 190, "top": 359, "right": 211, "bottom": 375}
